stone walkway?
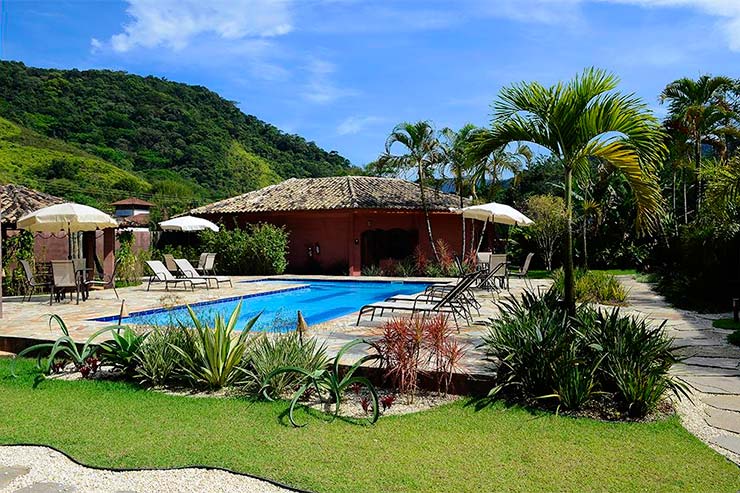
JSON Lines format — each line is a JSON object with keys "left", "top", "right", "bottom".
{"left": 618, "top": 276, "right": 740, "bottom": 464}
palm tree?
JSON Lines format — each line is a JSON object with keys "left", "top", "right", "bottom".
{"left": 471, "top": 68, "right": 666, "bottom": 313}
{"left": 467, "top": 140, "right": 532, "bottom": 201}
{"left": 379, "top": 121, "right": 444, "bottom": 260}
{"left": 439, "top": 124, "right": 477, "bottom": 255}
{"left": 660, "top": 75, "right": 738, "bottom": 214}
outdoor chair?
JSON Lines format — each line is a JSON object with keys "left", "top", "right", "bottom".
{"left": 195, "top": 253, "right": 209, "bottom": 273}
{"left": 20, "top": 259, "right": 51, "bottom": 302}
{"left": 145, "top": 260, "right": 209, "bottom": 291}
{"left": 174, "top": 258, "right": 232, "bottom": 288}
{"left": 50, "top": 260, "right": 81, "bottom": 305}
{"left": 162, "top": 254, "right": 179, "bottom": 275}
{"left": 356, "top": 275, "right": 476, "bottom": 329}
{"left": 196, "top": 253, "right": 217, "bottom": 276}
{"left": 477, "top": 254, "right": 508, "bottom": 291}
{"left": 384, "top": 270, "right": 482, "bottom": 319}
{"left": 476, "top": 252, "right": 491, "bottom": 271}
{"left": 85, "top": 258, "right": 120, "bottom": 299}
{"left": 509, "top": 253, "right": 534, "bottom": 289}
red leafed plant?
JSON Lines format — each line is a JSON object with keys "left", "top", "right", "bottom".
{"left": 377, "top": 315, "right": 467, "bottom": 400}
{"left": 435, "top": 239, "right": 454, "bottom": 275}
{"left": 413, "top": 245, "right": 429, "bottom": 276}
{"left": 360, "top": 395, "right": 373, "bottom": 414}
{"left": 380, "top": 394, "right": 396, "bottom": 411}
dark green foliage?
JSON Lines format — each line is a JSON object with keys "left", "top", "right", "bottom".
{"left": 1, "top": 230, "right": 34, "bottom": 296}
{"left": 551, "top": 268, "right": 628, "bottom": 305}
{"left": 0, "top": 61, "right": 354, "bottom": 204}
{"left": 200, "top": 223, "right": 289, "bottom": 275}
{"left": 98, "top": 326, "right": 149, "bottom": 375}
{"left": 262, "top": 339, "right": 381, "bottom": 427}
{"left": 134, "top": 326, "right": 193, "bottom": 387}
{"left": 243, "top": 332, "right": 329, "bottom": 397}
{"left": 481, "top": 289, "right": 685, "bottom": 416}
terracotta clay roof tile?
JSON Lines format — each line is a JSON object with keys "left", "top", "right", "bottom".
{"left": 111, "top": 197, "right": 154, "bottom": 207}
{"left": 0, "top": 184, "right": 65, "bottom": 225}
{"left": 190, "top": 176, "right": 467, "bottom": 215}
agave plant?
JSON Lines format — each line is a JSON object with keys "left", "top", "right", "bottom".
{"left": 11, "top": 314, "right": 113, "bottom": 380}
{"left": 98, "top": 326, "right": 149, "bottom": 375}
{"left": 170, "top": 302, "right": 259, "bottom": 389}
{"left": 262, "top": 339, "right": 381, "bottom": 427}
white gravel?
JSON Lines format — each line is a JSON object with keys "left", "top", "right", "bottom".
{"left": 0, "top": 446, "right": 296, "bottom": 493}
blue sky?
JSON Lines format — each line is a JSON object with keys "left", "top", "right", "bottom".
{"left": 3, "top": 0, "right": 740, "bottom": 166}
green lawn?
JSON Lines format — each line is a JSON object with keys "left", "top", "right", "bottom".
{"left": 712, "top": 318, "right": 740, "bottom": 347}
{"left": 0, "top": 358, "right": 737, "bottom": 492}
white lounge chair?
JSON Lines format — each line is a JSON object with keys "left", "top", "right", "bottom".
{"left": 174, "top": 258, "right": 232, "bottom": 288}
{"left": 146, "top": 260, "right": 209, "bottom": 291}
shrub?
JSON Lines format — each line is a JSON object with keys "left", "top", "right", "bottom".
{"left": 135, "top": 326, "right": 192, "bottom": 387}
{"left": 481, "top": 289, "right": 685, "bottom": 416}
{"left": 98, "top": 326, "right": 149, "bottom": 375}
{"left": 551, "top": 269, "right": 628, "bottom": 305}
{"left": 170, "top": 302, "right": 259, "bottom": 389}
{"left": 116, "top": 231, "right": 149, "bottom": 287}
{"left": 262, "top": 339, "right": 381, "bottom": 427}
{"left": 200, "top": 223, "right": 289, "bottom": 275}
{"left": 361, "top": 264, "right": 383, "bottom": 276}
{"left": 377, "top": 315, "right": 466, "bottom": 398}
{"left": 244, "top": 332, "right": 328, "bottom": 397}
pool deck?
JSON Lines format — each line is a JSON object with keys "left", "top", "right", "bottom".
{"left": 0, "top": 275, "right": 549, "bottom": 376}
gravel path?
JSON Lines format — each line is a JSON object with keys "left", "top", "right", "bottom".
{"left": 0, "top": 446, "right": 297, "bottom": 493}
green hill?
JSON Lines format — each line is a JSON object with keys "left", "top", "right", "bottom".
{"left": 0, "top": 61, "right": 354, "bottom": 212}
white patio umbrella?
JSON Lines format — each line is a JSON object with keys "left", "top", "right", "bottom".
{"left": 461, "top": 202, "right": 534, "bottom": 226}
{"left": 17, "top": 202, "right": 118, "bottom": 260}
{"left": 17, "top": 202, "right": 118, "bottom": 232}
{"left": 159, "top": 215, "right": 219, "bottom": 232}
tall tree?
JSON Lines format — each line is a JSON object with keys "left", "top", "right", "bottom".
{"left": 660, "top": 75, "right": 738, "bottom": 215}
{"left": 467, "top": 140, "right": 532, "bottom": 201}
{"left": 471, "top": 68, "right": 666, "bottom": 313}
{"left": 379, "top": 121, "right": 443, "bottom": 260}
{"left": 439, "top": 124, "right": 477, "bottom": 256}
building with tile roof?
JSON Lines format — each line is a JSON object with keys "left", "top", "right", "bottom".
{"left": 191, "top": 176, "right": 470, "bottom": 275}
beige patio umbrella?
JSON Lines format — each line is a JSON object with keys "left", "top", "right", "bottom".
{"left": 461, "top": 202, "right": 534, "bottom": 252}
{"left": 17, "top": 202, "right": 118, "bottom": 259}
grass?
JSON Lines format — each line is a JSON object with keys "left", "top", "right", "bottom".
{"left": 712, "top": 318, "right": 740, "bottom": 347}
{"left": 0, "top": 358, "right": 737, "bottom": 492}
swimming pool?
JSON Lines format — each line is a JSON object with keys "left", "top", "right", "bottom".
{"left": 94, "top": 279, "right": 429, "bottom": 332}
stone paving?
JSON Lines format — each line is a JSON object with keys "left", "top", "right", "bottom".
{"left": 617, "top": 276, "right": 740, "bottom": 464}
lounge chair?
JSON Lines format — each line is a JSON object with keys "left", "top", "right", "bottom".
{"left": 162, "top": 254, "right": 179, "bottom": 275}
{"left": 85, "top": 258, "right": 120, "bottom": 299}
{"left": 197, "top": 253, "right": 217, "bottom": 276}
{"left": 145, "top": 260, "right": 209, "bottom": 291}
{"left": 20, "top": 259, "right": 51, "bottom": 302}
{"left": 356, "top": 278, "right": 473, "bottom": 328}
{"left": 173, "top": 258, "right": 232, "bottom": 288}
{"left": 195, "top": 253, "right": 209, "bottom": 274}
{"left": 50, "top": 260, "right": 81, "bottom": 305}
{"left": 388, "top": 271, "right": 482, "bottom": 317}
{"left": 509, "top": 253, "right": 534, "bottom": 289}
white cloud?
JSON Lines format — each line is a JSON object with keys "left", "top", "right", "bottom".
{"left": 336, "top": 115, "right": 384, "bottom": 135}
{"left": 302, "top": 58, "right": 357, "bottom": 104}
{"left": 90, "top": 38, "right": 102, "bottom": 53}
{"left": 108, "top": 0, "right": 293, "bottom": 53}
{"left": 602, "top": 0, "right": 740, "bottom": 51}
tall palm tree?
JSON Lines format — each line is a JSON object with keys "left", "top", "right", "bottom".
{"left": 439, "top": 124, "right": 477, "bottom": 255}
{"left": 379, "top": 121, "right": 443, "bottom": 260}
{"left": 471, "top": 68, "right": 666, "bottom": 313}
{"left": 660, "top": 75, "right": 737, "bottom": 214}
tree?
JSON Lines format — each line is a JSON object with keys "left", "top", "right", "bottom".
{"left": 525, "top": 195, "right": 566, "bottom": 271}
{"left": 467, "top": 140, "right": 532, "bottom": 201}
{"left": 379, "top": 121, "right": 443, "bottom": 260}
{"left": 660, "top": 75, "right": 738, "bottom": 215}
{"left": 439, "top": 124, "right": 477, "bottom": 255}
{"left": 471, "top": 68, "right": 666, "bottom": 313}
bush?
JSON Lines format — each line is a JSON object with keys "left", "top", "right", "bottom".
{"left": 169, "top": 302, "right": 259, "bottom": 389}
{"left": 135, "top": 326, "right": 192, "bottom": 387}
{"left": 377, "top": 315, "right": 466, "bottom": 398}
{"left": 200, "top": 223, "right": 289, "bottom": 275}
{"left": 243, "top": 332, "right": 328, "bottom": 397}
{"left": 551, "top": 268, "right": 628, "bottom": 305}
{"left": 116, "top": 231, "right": 149, "bottom": 287}
{"left": 481, "top": 289, "right": 685, "bottom": 416}
{"left": 98, "top": 326, "right": 149, "bottom": 375}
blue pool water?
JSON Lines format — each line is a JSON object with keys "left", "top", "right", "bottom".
{"left": 94, "top": 280, "right": 429, "bottom": 332}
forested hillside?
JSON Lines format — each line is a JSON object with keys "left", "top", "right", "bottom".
{"left": 0, "top": 61, "right": 353, "bottom": 213}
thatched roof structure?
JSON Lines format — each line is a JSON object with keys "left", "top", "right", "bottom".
{"left": 0, "top": 184, "right": 64, "bottom": 226}
{"left": 190, "top": 176, "right": 467, "bottom": 215}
